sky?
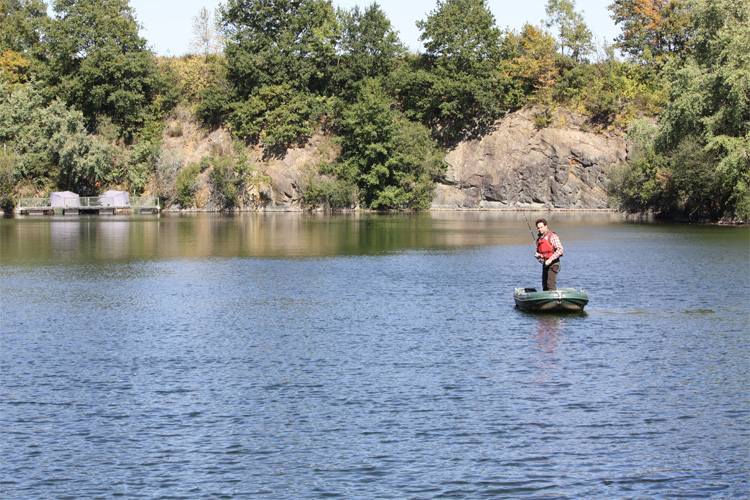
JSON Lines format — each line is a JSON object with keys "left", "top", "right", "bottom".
{"left": 127, "top": 0, "right": 621, "bottom": 57}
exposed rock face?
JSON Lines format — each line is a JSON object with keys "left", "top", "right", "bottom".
{"left": 432, "top": 107, "right": 627, "bottom": 210}
{"left": 261, "top": 133, "right": 340, "bottom": 211}
{"left": 153, "top": 105, "right": 626, "bottom": 212}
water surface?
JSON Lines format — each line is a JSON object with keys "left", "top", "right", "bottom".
{"left": 1, "top": 212, "right": 748, "bottom": 499}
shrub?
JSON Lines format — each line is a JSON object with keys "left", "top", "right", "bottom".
{"left": 175, "top": 162, "right": 202, "bottom": 208}
{"left": 0, "top": 148, "right": 17, "bottom": 211}
{"left": 300, "top": 173, "right": 357, "bottom": 210}
{"left": 209, "top": 156, "right": 240, "bottom": 209}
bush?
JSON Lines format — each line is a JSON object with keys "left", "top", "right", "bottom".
{"left": 0, "top": 148, "right": 17, "bottom": 212}
{"left": 300, "top": 173, "right": 357, "bottom": 210}
{"left": 209, "top": 156, "right": 240, "bottom": 210}
{"left": 154, "top": 150, "right": 184, "bottom": 206}
{"left": 175, "top": 162, "right": 202, "bottom": 208}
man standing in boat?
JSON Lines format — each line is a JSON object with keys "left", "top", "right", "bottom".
{"left": 534, "top": 218, "right": 563, "bottom": 291}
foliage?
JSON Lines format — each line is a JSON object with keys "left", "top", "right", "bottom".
{"left": 0, "top": 81, "right": 114, "bottom": 192}
{"left": 545, "top": 0, "right": 594, "bottom": 62}
{"left": 655, "top": 0, "right": 750, "bottom": 218}
{"left": 0, "top": 147, "right": 16, "bottom": 211}
{"left": 391, "top": 0, "right": 512, "bottom": 143}
{"left": 41, "top": 0, "right": 170, "bottom": 141}
{"left": 208, "top": 155, "right": 241, "bottom": 209}
{"left": 552, "top": 59, "right": 664, "bottom": 126}
{"left": 608, "top": 0, "right": 691, "bottom": 63}
{"left": 0, "top": 0, "right": 745, "bottom": 218}
{"left": 196, "top": 78, "right": 234, "bottom": 128}
{"left": 501, "top": 24, "right": 559, "bottom": 100}
{"left": 163, "top": 54, "right": 226, "bottom": 105}
{"left": 0, "top": 0, "right": 48, "bottom": 55}
{"left": 668, "top": 135, "right": 728, "bottom": 219}
{"left": 300, "top": 172, "right": 357, "bottom": 210}
{"left": 175, "top": 162, "right": 203, "bottom": 208}
{"left": 332, "top": 3, "right": 405, "bottom": 100}
{"left": 228, "top": 85, "right": 330, "bottom": 149}
{"left": 0, "top": 50, "right": 32, "bottom": 86}
{"left": 153, "top": 150, "right": 184, "bottom": 206}
{"left": 333, "top": 79, "right": 445, "bottom": 209}
{"left": 219, "top": 0, "right": 339, "bottom": 98}
{"left": 607, "top": 118, "right": 668, "bottom": 211}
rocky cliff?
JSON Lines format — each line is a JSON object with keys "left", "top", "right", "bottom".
{"left": 157, "top": 105, "right": 627, "bottom": 211}
{"left": 432, "top": 106, "right": 628, "bottom": 210}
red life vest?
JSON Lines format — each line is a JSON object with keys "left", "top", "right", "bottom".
{"left": 537, "top": 231, "right": 557, "bottom": 259}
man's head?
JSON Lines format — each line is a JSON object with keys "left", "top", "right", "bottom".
{"left": 535, "top": 218, "right": 548, "bottom": 234}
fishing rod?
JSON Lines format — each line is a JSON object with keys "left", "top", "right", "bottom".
{"left": 522, "top": 212, "right": 537, "bottom": 242}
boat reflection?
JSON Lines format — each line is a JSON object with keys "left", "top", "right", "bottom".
{"left": 532, "top": 316, "right": 564, "bottom": 384}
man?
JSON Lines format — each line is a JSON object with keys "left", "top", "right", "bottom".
{"left": 534, "top": 218, "right": 563, "bottom": 291}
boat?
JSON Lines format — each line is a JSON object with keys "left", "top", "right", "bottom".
{"left": 514, "top": 287, "right": 589, "bottom": 312}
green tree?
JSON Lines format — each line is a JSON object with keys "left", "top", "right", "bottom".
{"left": 0, "top": 0, "right": 48, "bottom": 54}
{"left": 607, "top": 118, "right": 669, "bottom": 211}
{"left": 333, "top": 3, "right": 405, "bottom": 99}
{"left": 0, "top": 0, "right": 48, "bottom": 85}
{"left": 334, "top": 79, "right": 444, "bottom": 209}
{"left": 0, "top": 146, "right": 16, "bottom": 211}
{"left": 655, "top": 0, "right": 749, "bottom": 219}
{"left": 219, "top": 0, "right": 339, "bottom": 98}
{"left": 41, "top": 0, "right": 167, "bottom": 140}
{"left": 0, "top": 80, "right": 114, "bottom": 191}
{"left": 396, "top": 0, "right": 510, "bottom": 142}
{"left": 228, "top": 84, "right": 329, "bottom": 149}
{"left": 418, "top": 0, "right": 501, "bottom": 67}
{"left": 545, "top": 0, "right": 594, "bottom": 62}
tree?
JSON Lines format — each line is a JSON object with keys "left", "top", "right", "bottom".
{"left": 608, "top": 0, "right": 691, "bottom": 63}
{"left": 334, "top": 79, "right": 444, "bottom": 209}
{"left": 41, "top": 0, "right": 167, "bottom": 140}
{"left": 609, "top": 0, "right": 749, "bottom": 219}
{"left": 190, "top": 7, "right": 221, "bottom": 57}
{"left": 545, "top": 0, "right": 594, "bottom": 62}
{"left": 219, "top": 0, "right": 339, "bottom": 98}
{"left": 228, "top": 84, "right": 328, "bottom": 149}
{"left": 398, "top": 0, "right": 510, "bottom": 142}
{"left": 502, "top": 24, "right": 559, "bottom": 98}
{"left": 333, "top": 3, "right": 405, "bottom": 99}
{"left": 0, "top": 0, "right": 48, "bottom": 55}
{"left": 0, "top": 49, "right": 32, "bottom": 86}
{"left": 418, "top": 0, "right": 501, "bottom": 67}
{"left": 0, "top": 0, "right": 48, "bottom": 85}
{"left": 0, "top": 80, "right": 114, "bottom": 191}
{"left": 656, "top": 0, "right": 749, "bottom": 218}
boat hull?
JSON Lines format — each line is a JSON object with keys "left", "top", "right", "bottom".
{"left": 514, "top": 287, "right": 589, "bottom": 312}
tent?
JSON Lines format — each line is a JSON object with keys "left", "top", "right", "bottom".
{"left": 49, "top": 191, "right": 80, "bottom": 207}
{"left": 99, "top": 190, "right": 130, "bottom": 207}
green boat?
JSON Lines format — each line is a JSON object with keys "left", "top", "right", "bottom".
{"left": 514, "top": 287, "right": 589, "bottom": 312}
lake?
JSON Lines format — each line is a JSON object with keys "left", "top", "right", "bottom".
{"left": 1, "top": 212, "right": 748, "bottom": 499}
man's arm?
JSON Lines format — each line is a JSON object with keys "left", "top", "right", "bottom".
{"left": 546, "top": 233, "right": 564, "bottom": 264}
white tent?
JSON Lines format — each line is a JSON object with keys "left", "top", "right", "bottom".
{"left": 99, "top": 190, "right": 130, "bottom": 207}
{"left": 49, "top": 191, "right": 80, "bottom": 207}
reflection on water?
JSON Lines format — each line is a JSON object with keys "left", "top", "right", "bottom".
{"left": 1, "top": 211, "right": 632, "bottom": 262}
{"left": 532, "top": 316, "right": 565, "bottom": 384}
